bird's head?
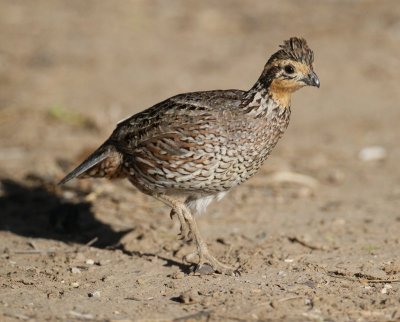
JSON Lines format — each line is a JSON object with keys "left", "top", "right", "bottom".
{"left": 258, "top": 37, "right": 319, "bottom": 106}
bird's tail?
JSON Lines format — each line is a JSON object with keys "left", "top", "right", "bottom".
{"left": 59, "top": 142, "right": 123, "bottom": 185}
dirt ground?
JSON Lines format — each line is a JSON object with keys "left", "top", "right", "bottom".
{"left": 1, "top": 0, "right": 400, "bottom": 321}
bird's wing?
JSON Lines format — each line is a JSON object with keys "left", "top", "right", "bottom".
{"left": 108, "top": 90, "right": 246, "bottom": 192}
{"left": 110, "top": 90, "right": 245, "bottom": 153}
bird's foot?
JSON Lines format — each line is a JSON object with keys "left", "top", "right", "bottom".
{"left": 184, "top": 246, "right": 239, "bottom": 276}
{"left": 197, "top": 252, "right": 239, "bottom": 276}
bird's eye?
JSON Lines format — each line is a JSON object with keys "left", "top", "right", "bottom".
{"left": 284, "top": 65, "right": 295, "bottom": 74}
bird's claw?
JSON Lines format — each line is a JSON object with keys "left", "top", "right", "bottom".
{"left": 169, "top": 209, "right": 176, "bottom": 220}
{"left": 170, "top": 209, "right": 191, "bottom": 241}
{"left": 178, "top": 225, "right": 191, "bottom": 241}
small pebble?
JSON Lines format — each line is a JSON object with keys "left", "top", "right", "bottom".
{"left": 381, "top": 284, "right": 392, "bottom": 294}
{"left": 71, "top": 282, "right": 80, "bottom": 288}
{"left": 251, "top": 289, "right": 262, "bottom": 294}
{"left": 88, "top": 291, "right": 101, "bottom": 298}
{"left": 136, "top": 277, "right": 146, "bottom": 285}
{"left": 305, "top": 298, "right": 313, "bottom": 307}
{"left": 358, "top": 146, "right": 387, "bottom": 161}
{"left": 85, "top": 259, "right": 95, "bottom": 265}
{"left": 71, "top": 267, "right": 81, "bottom": 274}
{"left": 171, "top": 271, "right": 185, "bottom": 279}
{"left": 195, "top": 264, "right": 214, "bottom": 275}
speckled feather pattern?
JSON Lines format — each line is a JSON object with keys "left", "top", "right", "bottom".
{"left": 110, "top": 88, "right": 290, "bottom": 197}
{"left": 61, "top": 37, "right": 317, "bottom": 216}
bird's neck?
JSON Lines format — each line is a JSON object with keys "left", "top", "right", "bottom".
{"left": 243, "top": 81, "right": 291, "bottom": 117}
{"left": 268, "top": 81, "right": 292, "bottom": 107}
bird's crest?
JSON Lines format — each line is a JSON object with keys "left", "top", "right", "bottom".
{"left": 268, "top": 37, "right": 314, "bottom": 66}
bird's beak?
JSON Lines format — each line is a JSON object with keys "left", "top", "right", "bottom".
{"left": 303, "top": 70, "right": 320, "bottom": 88}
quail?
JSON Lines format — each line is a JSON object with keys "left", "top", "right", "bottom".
{"left": 60, "top": 37, "right": 320, "bottom": 275}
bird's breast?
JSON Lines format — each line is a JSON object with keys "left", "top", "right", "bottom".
{"left": 226, "top": 105, "right": 291, "bottom": 182}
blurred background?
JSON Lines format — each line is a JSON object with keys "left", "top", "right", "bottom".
{"left": 0, "top": 0, "right": 399, "bottom": 179}
{"left": 0, "top": 1, "right": 400, "bottom": 321}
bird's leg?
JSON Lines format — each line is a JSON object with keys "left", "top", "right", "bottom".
{"left": 155, "top": 194, "right": 236, "bottom": 275}
{"left": 179, "top": 206, "right": 236, "bottom": 275}
{"left": 169, "top": 209, "right": 190, "bottom": 240}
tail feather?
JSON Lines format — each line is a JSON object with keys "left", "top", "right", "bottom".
{"left": 59, "top": 144, "right": 122, "bottom": 185}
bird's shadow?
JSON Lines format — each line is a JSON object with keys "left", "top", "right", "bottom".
{"left": 121, "top": 249, "right": 193, "bottom": 274}
{"left": 0, "top": 175, "right": 193, "bottom": 273}
{"left": 0, "top": 177, "right": 130, "bottom": 248}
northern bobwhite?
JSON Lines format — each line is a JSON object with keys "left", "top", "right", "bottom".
{"left": 60, "top": 37, "right": 319, "bottom": 275}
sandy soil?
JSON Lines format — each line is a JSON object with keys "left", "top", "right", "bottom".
{"left": 1, "top": 0, "right": 400, "bottom": 321}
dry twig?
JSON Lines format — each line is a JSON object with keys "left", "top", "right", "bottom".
{"left": 288, "top": 236, "right": 326, "bottom": 251}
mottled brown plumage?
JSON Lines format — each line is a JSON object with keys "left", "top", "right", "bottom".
{"left": 60, "top": 37, "right": 319, "bottom": 274}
